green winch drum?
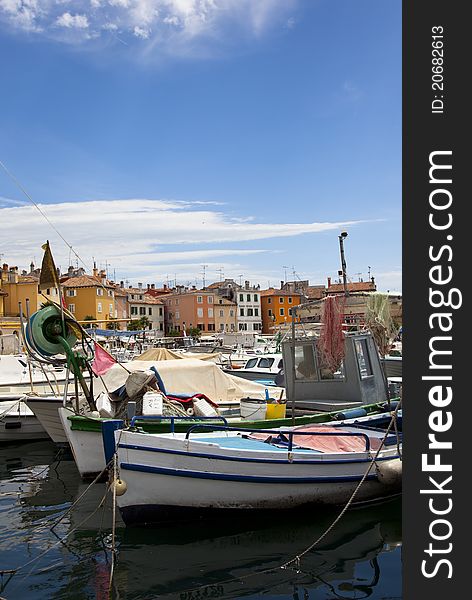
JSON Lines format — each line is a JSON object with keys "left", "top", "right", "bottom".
{"left": 26, "top": 305, "right": 78, "bottom": 357}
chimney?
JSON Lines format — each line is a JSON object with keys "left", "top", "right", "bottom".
{"left": 245, "top": 280, "right": 249, "bottom": 290}
{"left": 92, "top": 261, "right": 98, "bottom": 277}
{"left": 138, "top": 282, "right": 143, "bottom": 290}
{"left": 147, "top": 283, "right": 150, "bottom": 289}
{"left": 280, "top": 280, "right": 284, "bottom": 289}
{"left": 30, "top": 261, "right": 34, "bottom": 273}
{"left": 151, "top": 284, "right": 155, "bottom": 289}
{"left": 327, "top": 277, "right": 331, "bottom": 287}
{"left": 163, "top": 284, "right": 167, "bottom": 290}
{"left": 120, "top": 280, "right": 124, "bottom": 288}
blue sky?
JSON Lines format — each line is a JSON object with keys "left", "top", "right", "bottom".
{"left": 0, "top": 0, "right": 401, "bottom": 292}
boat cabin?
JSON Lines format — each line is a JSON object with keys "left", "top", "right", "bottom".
{"left": 242, "top": 354, "right": 283, "bottom": 373}
{"left": 281, "top": 332, "right": 388, "bottom": 412}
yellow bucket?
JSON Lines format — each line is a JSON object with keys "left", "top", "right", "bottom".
{"left": 266, "top": 402, "right": 287, "bottom": 420}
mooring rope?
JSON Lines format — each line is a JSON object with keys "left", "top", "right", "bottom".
{"left": 168, "top": 401, "right": 402, "bottom": 596}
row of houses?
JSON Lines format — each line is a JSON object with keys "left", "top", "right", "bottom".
{"left": 1, "top": 262, "right": 401, "bottom": 336}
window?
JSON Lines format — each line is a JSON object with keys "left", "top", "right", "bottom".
{"left": 68, "top": 303, "right": 75, "bottom": 313}
{"left": 245, "top": 358, "right": 258, "bottom": 369}
{"left": 197, "top": 296, "right": 203, "bottom": 303}
{"left": 198, "top": 323, "right": 205, "bottom": 331}
{"left": 208, "top": 308, "right": 213, "bottom": 317}
{"left": 159, "top": 323, "right": 163, "bottom": 330}
{"left": 109, "top": 304, "right": 113, "bottom": 314}
{"left": 277, "top": 359, "right": 283, "bottom": 369}
{"left": 159, "top": 308, "right": 163, "bottom": 316}
{"left": 247, "top": 308, "right": 253, "bottom": 316}
{"left": 131, "top": 306, "right": 138, "bottom": 315}
{"left": 97, "top": 288, "right": 104, "bottom": 296}
{"left": 355, "top": 339, "right": 373, "bottom": 378}
{"left": 267, "top": 298, "right": 272, "bottom": 304}
{"left": 230, "top": 310, "right": 234, "bottom": 317}
{"left": 230, "top": 323, "right": 235, "bottom": 331}
{"left": 148, "top": 308, "right": 152, "bottom": 316}
{"left": 197, "top": 308, "right": 203, "bottom": 318}
{"left": 208, "top": 296, "right": 213, "bottom": 304}
{"left": 139, "top": 307, "right": 146, "bottom": 316}
{"left": 288, "top": 297, "right": 292, "bottom": 304}
{"left": 131, "top": 294, "right": 135, "bottom": 300}
{"left": 294, "top": 345, "right": 317, "bottom": 380}
{"left": 268, "top": 309, "right": 273, "bottom": 317}
{"left": 280, "top": 308, "right": 285, "bottom": 316}
{"left": 279, "top": 297, "right": 284, "bottom": 303}
{"left": 97, "top": 302, "right": 102, "bottom": 313}
{"left": 254, "top": 308, "right": 259, "bottom": 316}
{"left": 239, "top": 294, "right": 244, "bottom": 302}
{"left": 240, "top": 308, "right": 244, "bottom": 317}
{"left": 288, "top": 308, "right": 292, "bottom": 316}
{"left": 108, "top": 290, "right": 114, "bottom": 297}
{"left": 259, "top": 357, "right": 274, "bottom": 369}
{"left": 219, "top": 310, "right": 224, "bottom": 317}
{"left": 208, "top": 324, "right": 215, "bottom": 331}
{"left": 254, "top": 294, "right": 258, "bottom": 302}
{"left": 247, "top": 294, "right": 251, "bottom": 302}
{"left": 67, "top": 289, "right": 76, "bottom": 297}
{"left": 175, "top": 311, "right": 180, "bottom": 319}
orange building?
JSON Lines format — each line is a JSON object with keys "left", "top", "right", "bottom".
{"left": 260, "top": 289, "right": 302, "bottom": 334}
{"left": 163, "top": 290, "right": 217, "bottom": 334}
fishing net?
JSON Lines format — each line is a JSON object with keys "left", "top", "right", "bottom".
{"left": 319, "top": 296, "right": 346, "bottom": 372}
{"left": 365, "top": 293, "right": 399, "bottom": 356}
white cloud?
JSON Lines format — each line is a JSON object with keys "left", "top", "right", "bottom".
{"left": 55, "top": 12, "right": 89, "bottom": 28}
{"left": 1, "top": 0, "right": 298, "bottom": 55}
{"left": 0, "top": 197, "right": 362, "bottom": 285}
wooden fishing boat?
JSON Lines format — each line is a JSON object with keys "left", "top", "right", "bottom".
{"left": 102, "top": 420, "right": 402, "bottom": 525}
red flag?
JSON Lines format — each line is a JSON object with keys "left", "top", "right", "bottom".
{"left": 92, "top": 342, "right": 116, "bottom": 376}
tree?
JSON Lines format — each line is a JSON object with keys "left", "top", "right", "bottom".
{"left": 187, "top": 327, "right": 201, "bottom": 338}
{"left": 83, "top": 315, "right": 98, "bottom": 329}
{"left": 127, "top": 316, "right": 151, "bottom": 331}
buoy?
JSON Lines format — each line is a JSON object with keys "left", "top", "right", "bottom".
{"left": 376, "top": 458, "right": 402, "bottom": 485}
{"left": 113, "top": 478, "right": 128, "bottom": 496}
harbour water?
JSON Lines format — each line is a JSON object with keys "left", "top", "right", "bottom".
{"left": 0, "top": 441, "right": 402, "bottom": 599}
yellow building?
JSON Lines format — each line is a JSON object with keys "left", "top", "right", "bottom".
{"left": 62, "top": 272, "right": 116, "bottom": 327}
{"left": 1, "top": 264, "right": 59, "bottom": 317}
{"left": 214, "top": 298, "right": 237, "bottom": 333}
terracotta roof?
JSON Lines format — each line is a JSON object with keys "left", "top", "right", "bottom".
{"left": 62, "top": 275, "right": 114, "bottom": 289}
{"left": 128, "top": 295, "right": 163, "bottom": 305}
{"left": 18, "top": 275, "right": 40, "bottom": 284}
{"left": 326, "top": 281, "right": 376, "bottom": 294}
{"left": 260, "top": 288, "right": 302, "bottom": 297}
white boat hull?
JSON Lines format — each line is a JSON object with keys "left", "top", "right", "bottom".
{"left": 113, "top": 429, "right": 401, "bottom": 525}
{"left": 0, "top": 400, "right": 49, "bottom": 443}
{"left": 25, "top": 397, "right": 67, "bottom": 444}
{"left": 59, "top": 407, "right": 107, "bottom": 478}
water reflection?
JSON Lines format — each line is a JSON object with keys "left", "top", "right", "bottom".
{"left": 0, "top": 442, "right": 401, "bottom": 600}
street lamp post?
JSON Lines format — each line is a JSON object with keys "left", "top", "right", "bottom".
{"left": 338, "top": 231, "right": 349, "bottom": 296}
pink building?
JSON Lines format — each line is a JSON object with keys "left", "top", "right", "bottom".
{"left": 163, "top": 291, "right": 216, "bottom": 334}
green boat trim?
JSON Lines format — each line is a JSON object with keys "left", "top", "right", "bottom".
{"left": 68, "top": 400, "right": 399, "bottom": 434}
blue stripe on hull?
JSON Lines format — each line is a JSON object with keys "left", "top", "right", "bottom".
{"left": 120, "top": 462, "right": 378, "bottom": 483}
{"left": 118, "top": 442, "right": 400, "bottom": 465}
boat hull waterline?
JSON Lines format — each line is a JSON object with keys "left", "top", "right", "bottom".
{"left": 111, "top": 429, "right": 402, "bottom": 525}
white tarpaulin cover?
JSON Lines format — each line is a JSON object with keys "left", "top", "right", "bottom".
{"left": 96, "top": 359, "right": 283, "bottom": 406}
{"left": 134, "top": 348, "right": 222, "bottom": 362}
